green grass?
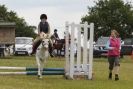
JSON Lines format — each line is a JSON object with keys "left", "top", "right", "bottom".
{"left": 0, "top": 56, "right": 133, "bottom": 89}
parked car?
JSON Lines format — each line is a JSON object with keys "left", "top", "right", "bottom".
{"left": 121, "top": 38, "right": 133, "bottom": 55}
{"left": 94, "top": 37, "right": 109, "bottom": 57}
{"left": 15, "top": 37, "right": 33, "bottom": 56}
{"left": 94, "top": 37, "right": 123, "bottom": 57}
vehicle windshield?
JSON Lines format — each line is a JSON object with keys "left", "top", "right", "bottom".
{"left": 96, "top": 37, "right": 109, "bottom": 45}
{"left": 15, "top": 38, "right": 33, "bottom": 44}
{"left": 124, "top": 39, "right": 132, "bottom": 45}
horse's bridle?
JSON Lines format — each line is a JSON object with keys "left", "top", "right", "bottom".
{"left": 41, "top": 38, "right": 50, "bottom": 48}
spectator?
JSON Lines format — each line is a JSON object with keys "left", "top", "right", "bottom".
{"left": 106, "top": 30, "right": 121, "bottom": 81}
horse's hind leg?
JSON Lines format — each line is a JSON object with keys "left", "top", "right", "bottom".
{"left": 58, "top": 49, "right": 61, "bottom": 57}
{"left": 57, "top": 49, "right": 60, "bottom": 56}
{"left": 40, "top": 59, "right": 44, "bottom": 77}
{"left": 60, "top": 49, "right": 62, "bottom": 57}
{"left": 36, "top": 56, "right": 42, "bottom": 78}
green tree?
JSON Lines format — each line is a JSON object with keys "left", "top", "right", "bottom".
{"left": 0, "top": 5, "right": 36, "bottom": 38}
{"left": 81, "top": 0, "right": 133, "bottom": 40}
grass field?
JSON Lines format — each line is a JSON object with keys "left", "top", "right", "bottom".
{"left": 0, "top": 56, "right": 133, "bottom": 89}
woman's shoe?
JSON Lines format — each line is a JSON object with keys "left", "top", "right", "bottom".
{"left": 108, "top": 73, "right": 112, "bottom": 80}
{"left": 115, "top": 74, "right": 119, "bottom": 81}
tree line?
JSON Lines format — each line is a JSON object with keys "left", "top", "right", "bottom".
{"left": 0, "top": 5, "right": 36, "bottom": 38}
{"left": 82, "top": 0, "right": 133, "bottom": 41}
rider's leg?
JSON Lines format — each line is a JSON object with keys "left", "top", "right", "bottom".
{"left": 31, "top": 37, "right": 41, "bottom": 54}
{"left": 49, "top": 40, "right": 54, "bottom": 57}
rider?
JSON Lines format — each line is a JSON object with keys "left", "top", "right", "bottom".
{"left": 31, "top": 14, "right": 54, "bottom": 57}
{"left": 53, "top": 29, "right": 60, "bottom": 40}
{"left": 51, "top": 29, "right": 60, "bottom": 44}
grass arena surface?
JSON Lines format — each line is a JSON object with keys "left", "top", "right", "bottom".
{"left": 0, "top": 56, "right": 133, "bottom": 89}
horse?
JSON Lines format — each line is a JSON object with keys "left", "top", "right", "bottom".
{"left": 35, "top": 34, "right": 50, "bottom": 79}
{"left": 53, "top": 39, "right": 65, "bottom": 57}
{"left": 50, "top": 34, "right": 65, "bottom": 57}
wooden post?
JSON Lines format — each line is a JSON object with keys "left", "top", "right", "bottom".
{"left": 65, "top": 22, "right": 69, "bottom": 76}
{"left": 88, "top": 23, "right": 94, "bottom": 79}
{"left": 69, "top": 22, "right": 75, "bottom": 79}
{"left": 83, "top": 22, "right": 88, "bottom": 73}
{"left": 77, "top": 25, "right": 81, "bottom": 72}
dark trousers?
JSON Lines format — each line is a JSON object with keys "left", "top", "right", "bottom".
{"left": 108, "top": 56, "right": 120, "bottom": 70}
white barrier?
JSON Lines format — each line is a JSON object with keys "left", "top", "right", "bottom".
{"left": 65, "top": 22, "right": 94, "bottom": 79}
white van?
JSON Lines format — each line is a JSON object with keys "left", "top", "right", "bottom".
{"left": 15, "top": 37, "right": 33, "bottom": 55}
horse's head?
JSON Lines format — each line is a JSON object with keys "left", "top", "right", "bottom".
{"left": 40, "top": 32, "right": 50, "bottom": 49}
{"left": 41, "top": 38, "right": 49, "bottom": 49}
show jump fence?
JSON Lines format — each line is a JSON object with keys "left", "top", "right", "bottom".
{"left": 65, "top": 22, "right": 94, "bottom": 79}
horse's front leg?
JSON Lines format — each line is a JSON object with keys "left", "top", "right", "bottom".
{"left": 43, "top": 51, "right": 48, "bottom": 66}
{"left": 40, "top": 50, "right": 49, "bottom": 77}
{"left": 40, "top": 59, "right": 44, "bottom": 76}
{"left": 36, "top": 54, "right": 42, "bottom": 78}
{"left": 45, "top": 50, "right": 49, "bottom": 60}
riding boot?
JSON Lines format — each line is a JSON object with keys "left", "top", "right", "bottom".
{"left": 108, "top": 72, "right": 112, "bottom": 80}
{"left": 31, "top": 40, "right": 41, "bottom": 55}
{"left": 49, "top": 43, "right": 54, "bottom": 57}
{"left": 31, "top": 45, "right": 35, "bottom": 55}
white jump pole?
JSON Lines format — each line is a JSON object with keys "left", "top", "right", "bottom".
{"left": 69, "top": 22, "right": 75, "bottom": 79}
{"left": 0, "top": 66, "right": 65, "bottom": 75}
{"left": 0, "top": 66, "right": 26, "bottom": 70}
{"left": 88, "top": 23, "right": 94, "bottom": 79}
{"left": 65, "top": 21, "right": 70, "bottom": 76}
{"left": 0, "top": 72, "right": 27, "bottom": 75}
{"left": 0, "top": 71, "right": 65, "bottom": 75}
{"left": 83, "top": 22, "right": 88, "bottom": 74}
{"left": 76, "top": 25, "right": 81, "bottom": 72}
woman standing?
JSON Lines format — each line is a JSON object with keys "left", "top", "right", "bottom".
{"left": 106, "top": 30, "right": 121, "bottom": 81}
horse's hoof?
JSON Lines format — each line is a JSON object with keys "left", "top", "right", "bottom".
{"left": 38, "top": 75, "right": 42, "bottom": 79}
{"left": 50, "top": 54, "right": 54, "bottom": 57}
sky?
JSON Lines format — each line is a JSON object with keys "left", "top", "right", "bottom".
{"left": 0, "top": 0, "right": 131, "bottom": 38}
{"left": 0, "top": 0, "right": 95, "bottom": 38}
